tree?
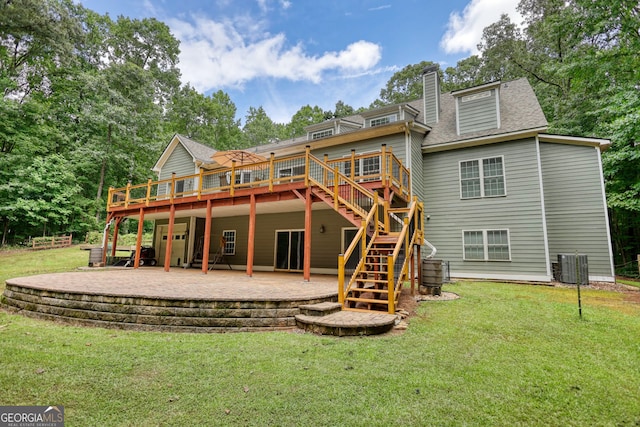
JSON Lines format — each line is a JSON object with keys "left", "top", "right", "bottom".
{"left": 443, "top": 56, "right": 485, "bottom": 92}
{"left": 0, "top": 154, "right": 91, "bottom": 244}
{"left": 371, "top": 61, "right": 438, "bottom": 108}
{"left": 475, "top": 14, "right": 528, "bottom": 84}
{"left": 0, "top": 0, "right": 83, "bottom": 98}
{"left": 331, "top": 100, "right": 355, "bottom": 119}
{"left": 285, "top": 105, "right": 327, "bottom": 138}
{"left": 167, "top": 84, "right": 219, "bottom": 144}
{"left": 207, "top": 90, "right": 243, "bottom": 150}
{"left": 243, "top": 106, "right": 283, "bottom": 146}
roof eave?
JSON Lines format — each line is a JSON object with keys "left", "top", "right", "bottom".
{"left": 538, "top": 133, "right": 612, "bottom": 151}
{"left": 272, "top": 121, "right": 427, "bottom": 157}
{"left": 422, "top": 127, "right": 547, "bottom": 153}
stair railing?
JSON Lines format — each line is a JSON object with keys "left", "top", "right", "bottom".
{"left": 385, "top": 199, "right": 424, "bottom": 313}
{"left": 337, "top": 198, "right": 385, "bottom": 305}
{"left": 306, "top": 150, "right": 382, "bottom": 226}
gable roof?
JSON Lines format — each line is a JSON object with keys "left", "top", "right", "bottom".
{"left": 154, "top": 78, "right": 552, "bottom": 165}
{"left": 421, "top": 78, "right": 548, "bottom": 149}
{"left": 152, "top": 134, "right": 217, "bottom": 173}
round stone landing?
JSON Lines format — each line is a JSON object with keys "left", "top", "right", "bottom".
{"left": 296, "top": 309, "right": 397, "bottom": 336}
{"left": 1, "top": 269, "right": 338, "bottom": 333}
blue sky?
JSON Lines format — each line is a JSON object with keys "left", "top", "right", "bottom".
{"left": 81, "top": 0, "right": 521, "bottom": 124}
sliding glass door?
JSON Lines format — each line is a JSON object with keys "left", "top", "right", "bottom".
{"left": 275, "top": 230, "right": 305, "bottom": 271}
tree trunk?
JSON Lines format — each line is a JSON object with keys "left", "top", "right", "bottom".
{"left": 1, "top": 217, "right": 8, "bottom": 247}
{"left": 95, "top": 123, "right": 111, "bottom": 221}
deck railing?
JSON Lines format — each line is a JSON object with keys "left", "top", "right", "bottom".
{"left": 387, "top": 199, "right": 424, "bottom": 310}
{"left": 107, "top": 149, "right": 410, "bottom": 211}
{"left": 336, "top": 198, "right": 424, "bottom": 313}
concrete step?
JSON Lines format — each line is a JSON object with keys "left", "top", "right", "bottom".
{"left": 295, "top": 311, "right": 397, "bottom": 336}
{"left": 298, "top": 302, "right": 342, "bottom": 316}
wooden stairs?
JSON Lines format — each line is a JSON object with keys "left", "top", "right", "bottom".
{"left": 307, "top": 153, "right": 423, "bottom": 316}
{"left": 344, "top": 233, "right": 399, "bottom": 312}
{"left": 311, "top": 186, "right": 367, "bottom": 228}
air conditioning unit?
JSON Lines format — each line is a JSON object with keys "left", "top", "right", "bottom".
{"left": 557, "top": 254, "right": 588, "bottom": 285}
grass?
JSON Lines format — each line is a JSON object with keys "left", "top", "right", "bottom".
{"left": 0, "top": 246, "right": 89, "bottom": 293}
{"left": 1, "top": 248, "right": 639, "bottom": 426}
{"left": 617, "top": 277, "right": 640, "bottom": 288}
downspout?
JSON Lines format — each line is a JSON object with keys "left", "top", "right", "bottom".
{"left": 102, "top": 218, "right": 114, "bottom": 249}
{"left": 423, "top": 238, "right": 437, "bottom": 259}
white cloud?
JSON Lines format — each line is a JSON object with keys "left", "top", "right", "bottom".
{"left": 169, "top": 15, "right": 382, "bottom": 92}
{"left": 257, "top": 0, "right": 292, "bottom": 13}
{"left": 440, "top": 0, "right": 521, "bottom": 55}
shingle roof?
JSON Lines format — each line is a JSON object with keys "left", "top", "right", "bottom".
{"left": 419, "top": 78, "right": 548, "bottom": 147}
{"left": 176, "top": 134, "right": 217, "bottom": 163}
{"left": 166, "top": 78, "right": 548, "bottom": 158}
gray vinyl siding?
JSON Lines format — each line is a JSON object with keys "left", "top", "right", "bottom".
{"left": 158, "top": 143, "right": 196, "bottom": 180}
{"left": 311, "top": 134, "right": 406, "bottom": 163}
{"left": 539, "top": 143, "right": 613, "bottom": 278}
{"left": 423, "top": 72, "right": 439, "bottom": 124}
{"left": 205, "top": 210, "right": 352, "bottom": 269}
{"left": 457, "top": 89, "right": 498, "bottom": 135}
{"left": 422, "top": 139, "right": 548, "bottom": 278}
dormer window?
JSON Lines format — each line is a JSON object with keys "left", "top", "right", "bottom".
{"left": 310, "top": 129, "right": 333, "bottom": 140}
{"left": 369, "top": 114, "right": 397, "bottom": 127}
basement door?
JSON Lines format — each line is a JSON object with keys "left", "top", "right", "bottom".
{"left": 156, "top": 223, "right": 187, "bottom": 267}
{"left": 274, "top": 230, "right": 305, "bottom": 272}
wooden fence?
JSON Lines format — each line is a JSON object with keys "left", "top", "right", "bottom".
{"left": 31, "top": 234, "right": 73, "bottom": 250}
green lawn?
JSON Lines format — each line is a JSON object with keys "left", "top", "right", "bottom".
{"left": 0, "top": 246, "right": 89, "bottom": 293}
{"left": 1, "top": 248, "right": 639, "bottom": 426}
{"left": 617, "top": 277, "right": 640, "bottom": 288}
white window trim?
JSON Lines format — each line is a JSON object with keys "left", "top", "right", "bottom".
{"left": 462, "top": 229, "right": 512, "bottom": 262}
{"left": 368, "top": 114, "right": 397, "bottom": 127}
{"left": 458, "top": 155, "right": 507, "bottom": 199}
{"left": 277, "top": 164, "right": 305, "bottom": 179}
{"left": 310, "top": 129, "right": 333, "bottom": 140}
{"left": 222, "top": 230, "right": 236, "bottom": 255}
{"left": 226, "top": 170, "right": 252, "bottom": 184}
{"left": 341, "top": 150, "right": 381, "bottom": 182}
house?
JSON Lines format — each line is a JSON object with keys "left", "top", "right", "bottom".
{"left": 104, "top": 66, "right": 615, "bottom": 313}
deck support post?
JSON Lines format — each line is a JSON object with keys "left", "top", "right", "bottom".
{"left": 134, "top": 208, "right": 145, "bottom": 269}
{"left": 303, "top": 186, "right": 312, "bottom": 282}
{"left": 101, "top": 217, "right": 111, "bottom": 265}
{"left": 416, "top": 244, "right": 422, "bottom": 289}
{"left": 202, "top": 200, "right": 212, "bottom": 274}
{"left": 410, "top": 244, "right": 415, "bottom": 295}
{"left": 164, "top": 204, "right": 175, "bottom": 272}
{"left": 247, "top": 194, "right": 256, "bottom": 277}
{"left": 111, "top": 217, "right": 122, "bottom": 258}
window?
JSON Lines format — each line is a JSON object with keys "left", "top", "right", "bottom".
{"left": 222, "top": 230, "right": 236, "bottom": 255}
{"left": 226, "top": 171, "right": 251, "bottom": 184}
{"left": 311, "top": 129, "right": 333, "bottom": 140}
{"left": 278, "top": 164, "right": 305, "bottom": 179}
{"left": 174, "top": 178, "right": 193, "bottom": 196}
{"left": 369, "top": 114, "right": 397, "bottom": 127}
{"left": 463, "top": 230, "right": 510, "bottom": 261}
{"left": 459, "top": 156, "right": 505, "bottom": 199}
{"left": 342, "top": 152, "right": 380, "bottom": 181}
